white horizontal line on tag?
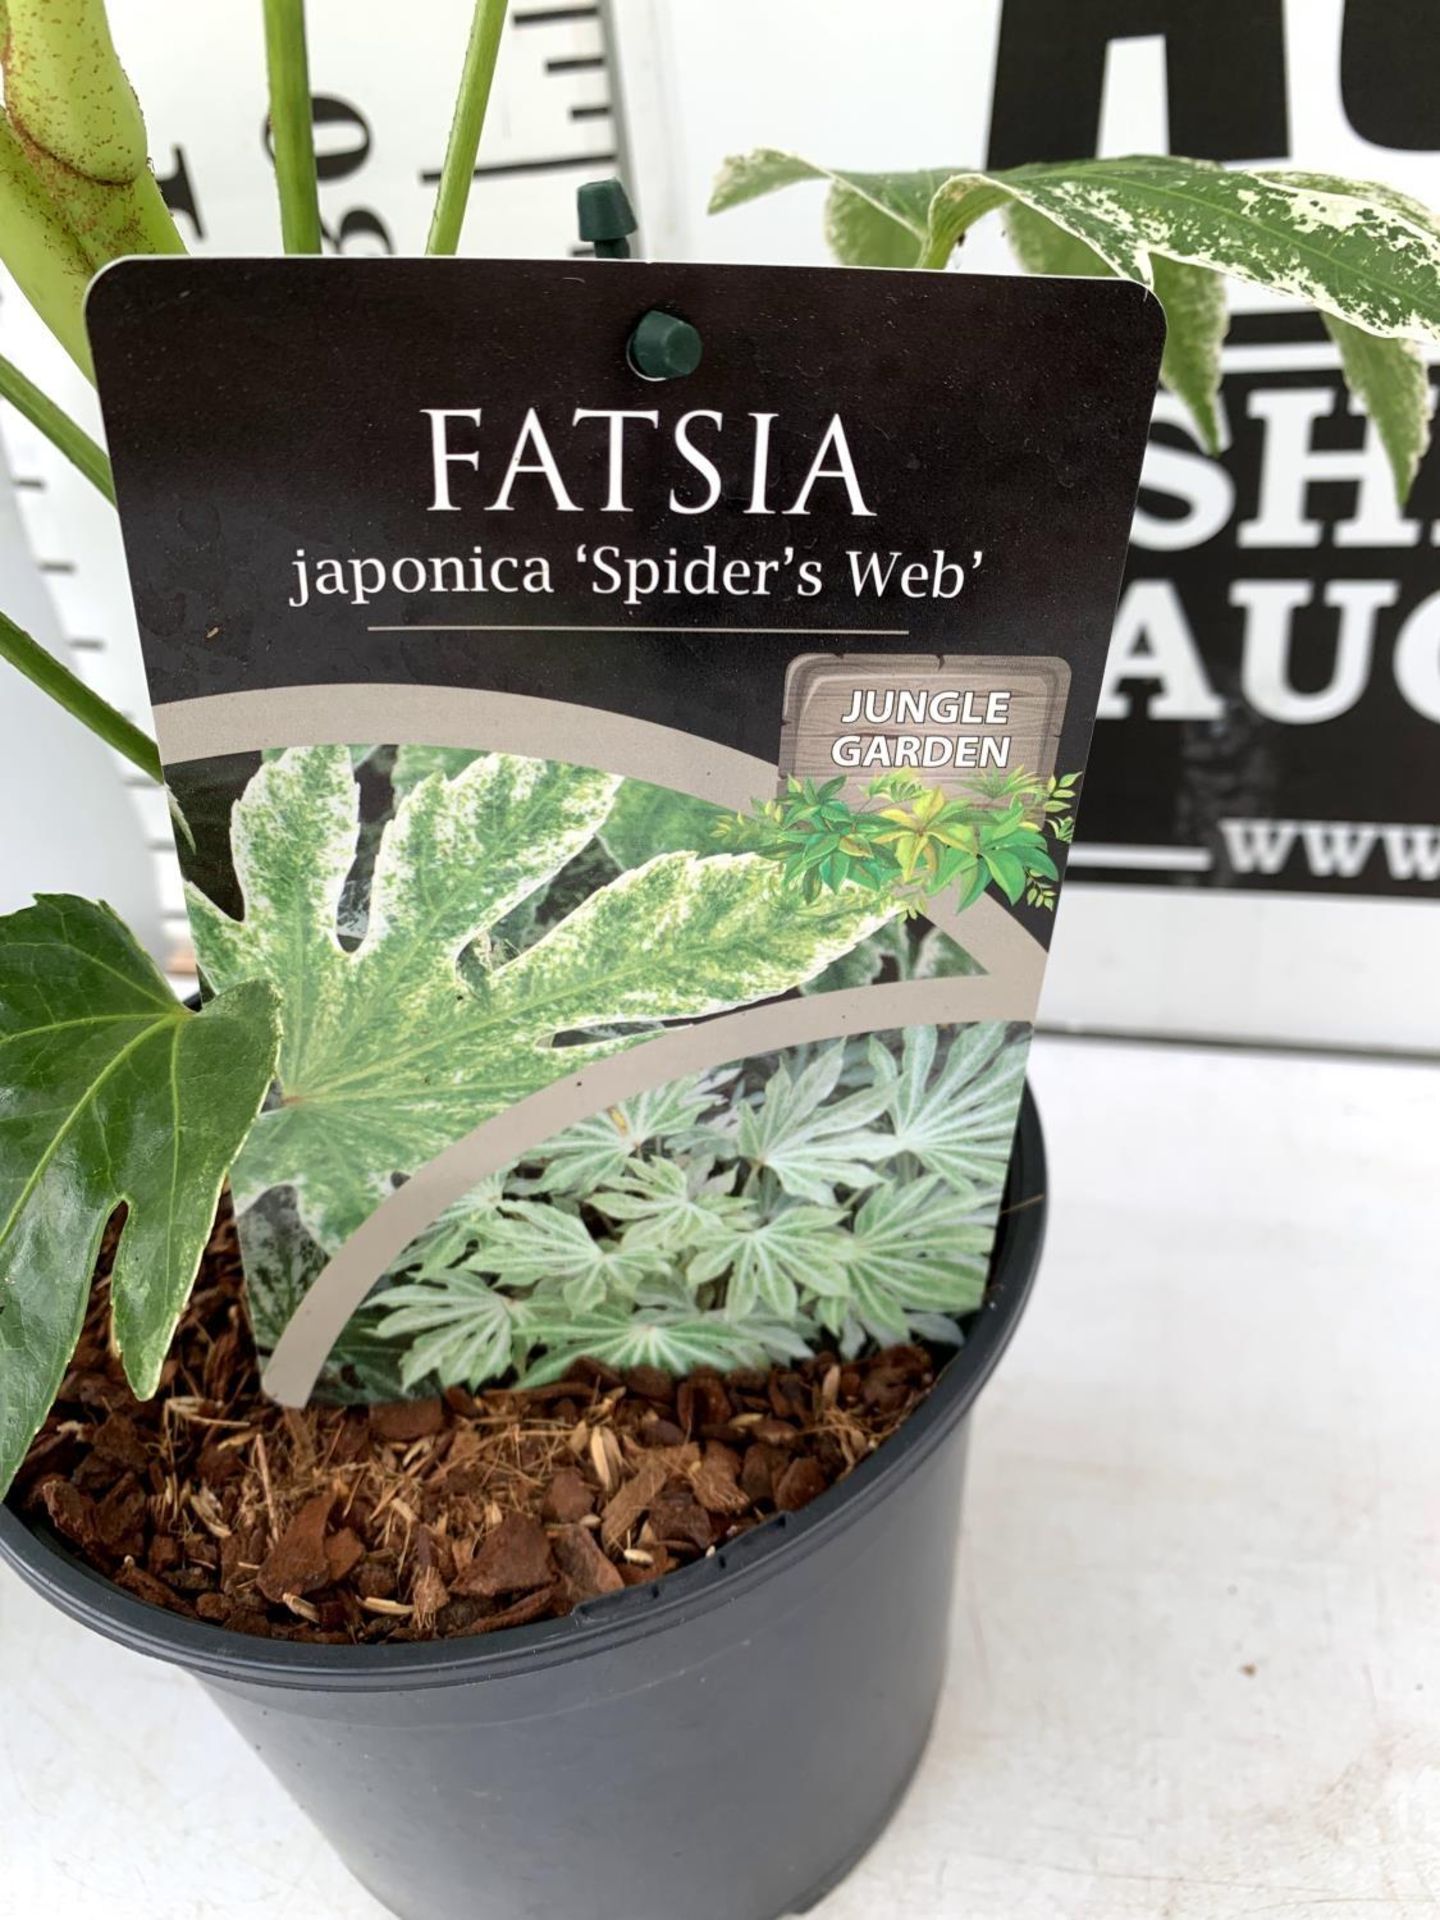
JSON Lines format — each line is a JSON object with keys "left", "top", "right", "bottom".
{"left": 1067, "top": 844, "right": 1214, "bottom": 872}
{"left": 365, "top": 624, "right": 913, "bottom": 636}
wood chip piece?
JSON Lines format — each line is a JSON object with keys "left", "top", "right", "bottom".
{"left": 256, "top": 1494, "right": 334, "bottom": 1603}
{"left": 452, "top": 1512, "right": 555, "bottom": 1598}
{"left": 541, "top": 1467, "right": 594, "bottom": 1524}
{"left": 369, "top": 1397, "right": 445, "bottom": 1443}
{"left": 599, "top": 1453, "right": 670, "bottom": 1551}
{"left": 411, "top": 1563, "right": 451, "bottom": 1630}
{"left": 691, "top": 1442, "right": 750, "bottom": 1515}
{"left": 552, "top": 1523, "right": 624, "bottom": 1600}
{"left": 323, "top": 1526, "right": 365, "bottom": 1584}
{"left": 648, "top": 1488, "right": 714, "bottom": 1551}
{"left": 773, "top": 1457, "right": 829, "bottom": 1513}
{"left": 461, "top": 1585, "right": 561, "bottom": 1636}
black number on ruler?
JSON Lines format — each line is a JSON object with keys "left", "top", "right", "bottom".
{"left": 323, "top": 208, "right": 392, "bottom": 255}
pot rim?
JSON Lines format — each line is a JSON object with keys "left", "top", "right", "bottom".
{"left": 0, "top": 1088, "right": 1046, "bottom": 1693}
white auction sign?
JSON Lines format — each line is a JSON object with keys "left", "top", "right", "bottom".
{"left": 615, "top": 0, "right": 1440, "bottom": 1055}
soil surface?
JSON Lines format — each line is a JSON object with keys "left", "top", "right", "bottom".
{"left": 13, "top": 1203, "right": 939, "bottom": 1644}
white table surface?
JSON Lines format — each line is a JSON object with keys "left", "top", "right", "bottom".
{"left": 3, "top": 1033, "right": 1437, "bottom": 1920}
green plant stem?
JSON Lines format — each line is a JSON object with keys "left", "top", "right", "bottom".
{"left": 0, "top": 114, "right": 96, "bottom": 375}
{"left": 2, "top": 0, "right": 185, "bottom": 273}
{"left": 0, "top": 609, "right": 162, "bottom": 784}
{"left": 426, "top": 0, "right": 509, "bottom": 255}
{"left": 262, "top": 0, "right": 323, "bottom": 254}
{"left": 0, "top": 350, "right": 115, "bottom": 501}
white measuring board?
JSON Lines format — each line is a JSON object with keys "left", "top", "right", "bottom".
{"left": 0, "top": 0, "right": 629, "bottom": 964}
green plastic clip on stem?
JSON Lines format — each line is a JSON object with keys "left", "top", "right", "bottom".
{"left": 577, "top": 177, "right": 703, "bottom": 381}
{"left": 577, "top": 176, "right": 638, "bottom": 258}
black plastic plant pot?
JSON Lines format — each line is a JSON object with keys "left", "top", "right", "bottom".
{"left": 1, "top": 1088, "right": 1046, "bottom": 1920}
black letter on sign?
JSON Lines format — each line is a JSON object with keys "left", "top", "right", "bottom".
{"left": 987, "top": 0, "right": 1289, "bottom": 167}
{"left": 1341, "top": 0, "right": 1440, "bottom": 151}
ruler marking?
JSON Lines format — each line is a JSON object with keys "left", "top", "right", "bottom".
{"left": 513, "top": 5, "right": 600, "bottom": 23}
{"left": 569, "top": 103, "right": 612, "bottom": 122}
{"left": 546, "top": 53, "right": 605, "bottom": 71}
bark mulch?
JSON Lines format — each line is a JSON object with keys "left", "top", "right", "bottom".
{"left": 13, "top": 1203, "right": 938, "bottom": 1645}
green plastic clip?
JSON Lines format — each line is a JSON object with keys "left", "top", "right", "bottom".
{"left": 629, "top": 309, "right": 703, "bottom": 380}
{"left": 578, "top": 177, "right": 638, "bottom": 259}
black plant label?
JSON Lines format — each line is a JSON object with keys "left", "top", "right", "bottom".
{"left": 90, "top": 259, "right": 1160, "bottom": 1406}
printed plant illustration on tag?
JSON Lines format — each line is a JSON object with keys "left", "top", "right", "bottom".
{"left": 178, "top": 739, "right": 1032, "bottom": 1397}
{"left": 719, "top": 769, "right": 1082, "bottom": 915}
{"left": 360, "top": 1022, "right": 1028, "bottom": 1396}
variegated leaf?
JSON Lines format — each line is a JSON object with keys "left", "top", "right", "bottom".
{"left": 191, "top": 747, "right": 894, "bottom": 1253}
{"left": 734, "top": 1042, "right": 892, "bottom": 1204}
{"left": 688, "top": 1202, "right": 851, "bottom": 1321}
{"left": 869, "top": 1023, "right": 1027, "bottom": 1196}
{"left": 712, "top": 149, "right": 1440, "bottom": 499}
{"left": 512, "top": 1300, "right": 811, "bottom": 1387}
{"left": 1321, "top": 314, "right": 1433, "bottom": 502}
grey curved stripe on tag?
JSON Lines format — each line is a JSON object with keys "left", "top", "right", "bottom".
{"left": 154, "top": 683, "right": 771, "bottom": 810}
{"left": 260, "top": 974, "right": 1034, "bottom": 1408}
{"left": 152, "top": 682, "right": 1050, "bottom": 994}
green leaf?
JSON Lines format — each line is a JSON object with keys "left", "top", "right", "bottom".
{"left": 591, "top": 1156, "right": 750, "bottom": 1255}
{"left": 372, "top": 1269, "right": 516, "bottom": 1391}
{"left": 841, "top": 1176, "right": 995, "bottom": 1343}
{"left": 709, "top": 148, "right": 954, "bottom": 266}
{"left": 1322, "top": 313, "right": 1433, "bottom": 503}
{"left": 1004, "top": 199, "right": 1109, "bottom": 276}
{"left": 735, "top": 1043, "right": 892, "bottom": 1204}
{"left": 238, "top": 1184, "right": 408, "bottom": 1403}
{"left": 522, "top": 1075, "right": 722, "bottom": 1196}
{"left": 512, "top": 1298, "right": 809, "bottom": 1388}
{"left": 931, "top": 159, "right": 1440, "bottom": 337}
{"left": 480, "top": 848, "right": 894, "bottom": 1041}
{"left": 688, "top": 1202, "right": 851, "bottom": 1321}
{"left": 598, "top": 777, "right": 728, "bottom": 868}
{"left": 982, "top": 848, "right": 1027, "bottom": 903}
{"left": 0, "top": 896, "right": 280, "bottom": 1497}
{"left": 869, "top": 1024, "right": 1025, "bottom": 1196}
{"left": 368, "top": 1022, "right": 1029, "bottom": 1392}
{"left": 1013, "top": 191, "right": 1228, "bottom": 451}
{"left": 391, "top": 743, "right": 480, "bottom": 796}
{"left": 471, "top": 1200, "right": 664, "bottom": 1312}
{"left": 1151, "top": 256, "right": 1229, "bottom": 456}
{"left": 191, "top": 747, "right": 894, "bottom": 1254}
